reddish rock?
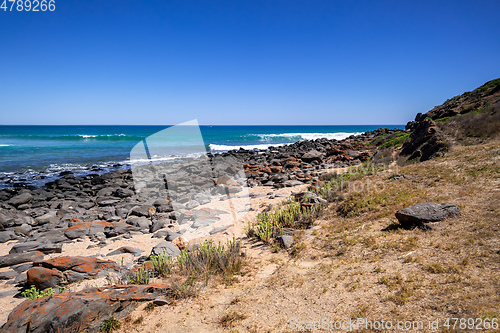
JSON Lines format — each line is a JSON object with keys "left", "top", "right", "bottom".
{"left": 34, "top": 256, "right": 119, "bottom": 276}
{"left": 2, "top": 284, "right": 171, "bottom": 333}
{"left": 27, "top": 267, "right": 63, "bottom": 290}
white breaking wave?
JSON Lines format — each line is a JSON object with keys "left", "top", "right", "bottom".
{"left": 77, "top": 134, "right": 127, "bottom": 138}
{"left": 209, "top": 143, "right": 286, "bottom": 151}
{"left": 255, "top": 132, "right": 362, "bottom": 141}
{"left": 0, "top": 144, "right": 12, "bottom": 147}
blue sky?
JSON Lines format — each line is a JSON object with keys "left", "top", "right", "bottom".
{"left": 1, "top": 0, "right": 499, "bottom": 125}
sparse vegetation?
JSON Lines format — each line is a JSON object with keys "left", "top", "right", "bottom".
{"left": 100, "top": 317, "right": 121, "bottom": 333}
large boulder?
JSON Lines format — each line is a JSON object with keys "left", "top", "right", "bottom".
{"left": 26, "top": 267, "right": 64, "bottom": 290}
{"left": 395, "top": 202, "right": 460, "bottom": 227}
{"left": 1, "top": 284, "right": 170, "bottom": 333}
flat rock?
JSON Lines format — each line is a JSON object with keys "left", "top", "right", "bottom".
{"left": 64, "top": 221, "right": 113, "bottom": 239}
{"left": 150, "top": 242, "right": 181, "bottom": 257}
{"left": 0, "top": 251, "right": 44, "bottom": 268}
{"left": 107, "top": 246, "right": 143, "bottom": 257}
{"left": 7, "top": 192, "right": 33, "bottom": 207}
{"left": 0, "top": 230, "right": 17, "bottom": 243}
{"left": 395, "top": 202, "right": 460, "bottom": 227}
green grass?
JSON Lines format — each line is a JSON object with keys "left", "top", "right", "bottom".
{"left": 380, "top": 132, "right": 411, "bottom": 148}
{"left": 21, "top": 285, "right": 67, "bottom": 300}
{"left": 434, "top": 116, "right": 453, "bottom": 123}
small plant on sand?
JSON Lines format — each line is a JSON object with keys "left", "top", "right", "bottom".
{"left": 22, "top": 285, "right": 67, "bottom": 300}
{"left": 150, "top": 252, "right": 174, "bottom": 277}
{"left": 100, "top": 317, "right": 120, "bottom": 333}
{"left": 219, "top": 310, "right": 248, "bottom": 328}
{"left": 131, "top": 266, "right": 153, "bottom": 284}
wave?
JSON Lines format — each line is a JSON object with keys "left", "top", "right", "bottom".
{"left": 252, "top": 132, "right": 362, "bottom": 141}
{"left": 209, "top": 143, "right": 286, "bottom": 151}
{"left": 0, "top": 144, "right": 12, "bottom": 147}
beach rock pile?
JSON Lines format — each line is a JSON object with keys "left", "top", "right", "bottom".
{"left": 2, "top": 283, "right": 171, "bottom": 333}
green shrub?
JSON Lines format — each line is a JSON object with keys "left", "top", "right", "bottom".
{"left": 380, "top": 132, "right": 411, "bottom": 148}
{"left": 21, "top": 285, "right": 67, "bottom": 300}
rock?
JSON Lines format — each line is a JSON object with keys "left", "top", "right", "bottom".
{"left": 11, "top": 262, "right": 33, "bottom": 273}
{"left": 0, "top": 270, "right": 17, "bottom": 280}
{"left": 276, "top": 235, "right": 294, "bottom": 249}
{"left": 34, "top": 211, "right": 60, "bottom": 225}
{"left": 126, "top": 217, "right": 150, "bottom": 230}
{"left": 149, "top": 219, "right": 166, "bottom": 233}
{"left": 130, "top": 205, "right": 156, "bottom": 217}
{"left": 150, "top": 242, "right": 181, "bottom": 257}
{"left": 301, "top": 149, "right": 322, "bottom": 163}
{"left": 104, "top": 222, "right": 138, "bottom": 237}
{"left": 7, "top": 192, "right": 33, "bottom": 207}
{"left": 164, "top": 230, "right": 182, "bottom": 242}
{"left": 34, "top": 256, "right": 119, "bottom": 276}
{"left": 283, "top": 180, "right": 304, "bottom": 187}
{"left": 64, "top": 271, "right": 88, "bottom": 284}
{"left": 0, "top": 251, "right": 44, "bottom": 268}
{"left": 209, "top": 225, "right": 231, "bottom": 235}
{"left": 395, "top": 202, "right": 460, "bottom": 227}
{"left": 2, "top": 284, "right": 170, "bottom": 333}
{"left": 0, "top": 230, "right": 17, "bottom": 243}
{"left": 171, "top": 236, "right": 188, "bottom": 250}
{"left": 107, "top": 246, "right": 143, "bottom": 257}
{"left": 14, "top": 223, "right": 32, "bottom": 235}
{"left": 9, "top": 241, "right": 43, "bottom": 254}
{"left": 152, "top": 298, "right": 170, "bottom": 306}
{"left": 114, "top": 188, "right": 135, "bottom": 198}
{"left": 27, "top": 267, "right": 64, "bottom": 289}
{"left": 64, "top": 221, "right": 112, "bottom": 239}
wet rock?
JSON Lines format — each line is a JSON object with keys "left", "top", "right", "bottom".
{"left": 395, "top": 202, "right": 460, "bottom": 227}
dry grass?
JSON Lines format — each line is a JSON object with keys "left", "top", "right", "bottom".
{"left": 115, "top": 140, "right": 500, "bottom": 333}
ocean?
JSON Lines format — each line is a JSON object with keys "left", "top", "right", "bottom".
{"left": 0, "top": 125, "right": 403, "bottom": 188}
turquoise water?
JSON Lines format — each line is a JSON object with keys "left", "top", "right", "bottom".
{"left": 0, "top": 125, "right": 403, "bottom": 187}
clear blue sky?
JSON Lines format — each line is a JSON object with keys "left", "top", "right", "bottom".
{"left": 1, "top": 0, "right": 499, "bottom": 125}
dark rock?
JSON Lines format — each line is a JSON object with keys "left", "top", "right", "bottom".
{"left": 152, "top": 298, "right": 170, "bottom": 306}
{"left": 0, "top": 230, "right": 17, "bottom": 243}
{"left": 126, "top": 217, "right": 150, "bottom": 230}
{"left": 11, "top": 262, "right": 33, "bottom": 273}
{"left": 0, "top": 251, "right": 44, "bottom": 268}
{"left": 395, "top": 202, "right": 460, "bottom": 227}
{"left": 164, "top": 230, "right": 182, "bottom": 242}
{"left": 149, "top": 219, "right": 166, "bottom": 233}
{"left": 130, "top": 205, "right": 156, "bottom": 217}
{"left": 0, "top": 270, "right": 17, "bottom": 280}
{"left": 7, "top": 192, "right": 33, "bottom": 207}
{"left": 9, "top": 241, "right": 43, "bottom": 254}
